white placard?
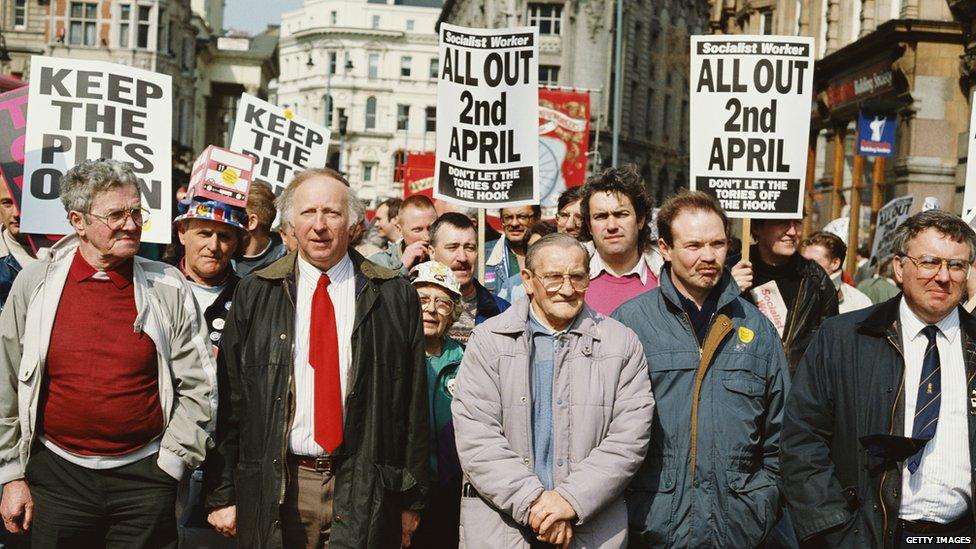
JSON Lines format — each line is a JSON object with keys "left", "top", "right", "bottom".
{"left": 690, "top": 35, "right": 814, "bottom": 219}
{"left": 21, "top": 57, "right": 172, "bottom": 243}
{"left": 230, "top": 93, "right": 331, "bottom": 196}
{"left": 965, "top": 91, "right": 976, "bottom": 218}
{"left": 751, "top": 280, "right": 788, "bottom": 337}
{"left": 871, "top": 195, "right": 914, "bottom": 263}
{"left": 434, "top": 24, "right": 538, "bottom": 208}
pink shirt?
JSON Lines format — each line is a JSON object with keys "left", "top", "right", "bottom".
{"left": 584, "top": 255, "right": 659, "bottom": 316}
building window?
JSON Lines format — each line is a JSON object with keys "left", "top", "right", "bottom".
{"left": 397, "top": 104, "right": 409, "bottom": 130}
{"left": 68, "top": 2, "right": 99, "bottom": 46}
{"left": 538, "top": 65, "right": 559, "bottom": 86}
{"left": 362, "top": 162, "right": 377, "bottom": 182}
{"left": 324, "top": 95, "right": 333, "bottom": 127}
{"left": 400, "top": 56, "right": 412, "bottom": 78}
{"left": 368, "top": 53, "right": 379, "bottom": 79}
{"left": 371, "top": 15, "right": 380, "bottom": 29}
{"left": 328, "top": 52, "right": 337, "bottom": 75}
{"left": 425, "top": 106, "right": 436, "bottom": 132}
{"left": 365, "top": 96, "right": 377, "bottom": 130}
{"left": 644, "top": 88, "right": 654, "bottom": 138}
{"left": 429, "top": 58, "right": 439, "bottom": 79}
{"left": 528, "top": 4, "right": 562, "bottom": 35}
{"left": 759, "top": 9, "right": 773, "bottom": 35}
{"left": 119, "top": 5, "right": 131, "bottom": 47}
{"left": 135, "top": 5, "right": 152, "bottom": 49}
{"left": 680, "top": 99, "right": 689, "bottom": 151}
{"left": 14, "top": 0, "right": 27, "bottom": 29}
{"left": 662, "top": 94, "right": 672, "bottom": 138}
{"left": 632, "top": 22, "right": 641, "bottom": 71}
{"left": 330, "top": 10, "right": 337, "bottom": 25}
{"left": 406, "top": 19, "right": 414, "bottom": 31}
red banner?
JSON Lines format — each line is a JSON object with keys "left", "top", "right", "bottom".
{"left": 401, "top": 152, "right": 436, "bottom": 199}
{"left": 538, "top": 89, "right": 590, "bottom": 200}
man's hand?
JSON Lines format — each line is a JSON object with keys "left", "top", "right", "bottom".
{"left": 207, "top": 505, "right": 237, "bottom": 538}
{"left": 528, "top": 490, "right": 577, "bottom": 537}
{"left": 536, "top": 519, "right": 573, "bottom": 547}
{"left": 0, "top": 480, "right": 33, "bottom": 535}
{"left": 732, "top": 259, "right": 753, "bottom": 292}
{"left": 401, "top": 241, "right": 430, "bottom": 271}
{"left": 400, "top": 510, "right": 420, "bottom": 547}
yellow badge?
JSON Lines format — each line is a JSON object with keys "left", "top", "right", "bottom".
{"left": 738, "top": 326, "right": 754, "bottom": 344}
{"left": 283, "top": 108, "right": 295, "bottom": 120}
{"left": 222, "top": 168, "right": 240, "bottom": 185}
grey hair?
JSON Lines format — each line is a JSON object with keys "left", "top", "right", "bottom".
{"left": 60, "top": 159, "right": 140, "bottom": 213}
{"left": 526, "top": 232, "right": 588, "bottom": 271}
{"left": 275, "top": 168, "right": 359, "bottom": 229}
{"left": 891, "top": 210, "right": 976, "bottom": 263}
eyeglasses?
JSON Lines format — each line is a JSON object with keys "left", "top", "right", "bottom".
{"left": 419, "top": 295, "right": 455, "bottom": 315}
{"left": 899, "top": 254, "right": 971, "bottom": 278}
{"left": 532, "top": 271, "right": 590, "bottom": 292}
{"left": 501, "top": 213, "right": 536, "bottom": 225}
{"left": 87, "top": 207, "right": 150, "bottom": 229}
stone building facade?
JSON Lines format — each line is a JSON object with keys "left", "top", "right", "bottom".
{"left": 0, "top": 0, "right": 48, "bottom": 80}
{"left": 439, "top": 0, "right": 710, "bottom": 203}
{"left": 275, "top": 0, "right": 444, "bottom": 203}
{"left": 710, "top": 0, "right": 966, "bottom": 248}
{"left": 0, "top": 0, "right": 278, "bottom": 187}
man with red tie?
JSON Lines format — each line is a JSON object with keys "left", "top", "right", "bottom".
{"left": 203, "top": 168, "right": 429, "bottom": 549}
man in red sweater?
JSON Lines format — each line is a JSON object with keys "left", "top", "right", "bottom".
{"left": 0, "top": 159, "right": 215, "bottom": 548}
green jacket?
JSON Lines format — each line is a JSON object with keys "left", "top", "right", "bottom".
{"left": 613, "top": 268, "right": 789, "bottom": 548}
{"left": 204, "top": 249, "right": 429, "bottom": 548}
{"left": 426, "top": 337, "right": 463, "bottom": 484}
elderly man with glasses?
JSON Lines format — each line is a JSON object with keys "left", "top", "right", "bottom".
{"left": 783, "top": 210, "right": 976, "bottom": 548}
{"left": 0, "top": 159, "right": 215, "bottom": 548}
{"left": 452, "top": 232, "right": 654, "bottom": 548}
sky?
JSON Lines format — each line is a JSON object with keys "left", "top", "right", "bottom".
{"left": 223, "top": 0, "right": 303, "bottom": 34}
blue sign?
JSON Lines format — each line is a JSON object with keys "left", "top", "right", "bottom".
{"left": 857, "top": 111, "right": 896, "bottom": 157}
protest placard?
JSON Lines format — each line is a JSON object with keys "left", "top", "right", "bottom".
{"left": 689, "top": 35, "right": 814, "bottom": 219}
{"left": 871, "top": 195, "right": 913, "bottom": 263}
{"left": 965, "top": 92, "right": 976, "bottom": 218}
{"left": 0, "top": 87, "right": 27, "bottom": 211}
{"left": 435, "top": 24, "right": 538, "bottom": 208}
{"left": 229, "top": 93, "right": 330, "bottom": 196}
{"left": 20, "top": 57, "right": 172, "bottom": 243}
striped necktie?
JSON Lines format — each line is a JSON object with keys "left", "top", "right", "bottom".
{"left": 907, "top": 324, "right": 941, "bottom": 474}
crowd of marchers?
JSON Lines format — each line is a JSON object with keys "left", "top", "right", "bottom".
{"left": 0, "top": 160, "right": 973, "bottom": 549}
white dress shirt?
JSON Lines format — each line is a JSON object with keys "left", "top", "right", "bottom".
{"left": 289, "top": 253, "right": 356, "bottom": 456}
{"left": 898, "top": 298, "right": 972, "bottom": 521}
{"left": 588, "top": 252, "right": 649, "bottom": 284}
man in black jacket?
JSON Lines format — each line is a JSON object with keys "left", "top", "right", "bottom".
{"left": 733, "top": 218, "right": 839, "bottom": 372}
{"left": 203, "top": 168, "right": 429, "bottom": 549}
{"left": 782, "top": 210, "right": 976, "bottom": 548}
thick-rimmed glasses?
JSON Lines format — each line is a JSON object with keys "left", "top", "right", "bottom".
{"left": 87, "top": 207, "right": 150, "bottom": 229}
{"left": 532, "top": 271, "right": 590, "bottom": 293}
{"left": 899, "top": 254, "right": 971, "bottom": 279}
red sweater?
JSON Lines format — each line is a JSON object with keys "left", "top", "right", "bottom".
{"left": 41, "top": 251, "right": 164, "bottom": 456}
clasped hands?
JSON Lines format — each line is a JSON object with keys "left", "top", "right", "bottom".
{"left": 527, "top": 490, "right": 576, "bottom": 547}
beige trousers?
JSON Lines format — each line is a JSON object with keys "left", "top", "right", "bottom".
{"left": 280, "top": 459, "right": 336, "bottom": 549}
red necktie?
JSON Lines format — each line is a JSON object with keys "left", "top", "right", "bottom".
{"left": 310, "top": 273, "right": 343, "bottom": 453}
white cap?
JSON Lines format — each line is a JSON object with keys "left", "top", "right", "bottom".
{"left": 410, "top": 261, "right": 461, "bottom": 297}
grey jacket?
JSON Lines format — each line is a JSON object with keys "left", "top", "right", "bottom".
{"left": 0, "top": 235, "right": 215, "bottom": 483}
{"left": 612, "top": 267, "right": 789, "bottom": 548}
{"left": 452, "top": 298, "right": 654, "bottom": 548}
